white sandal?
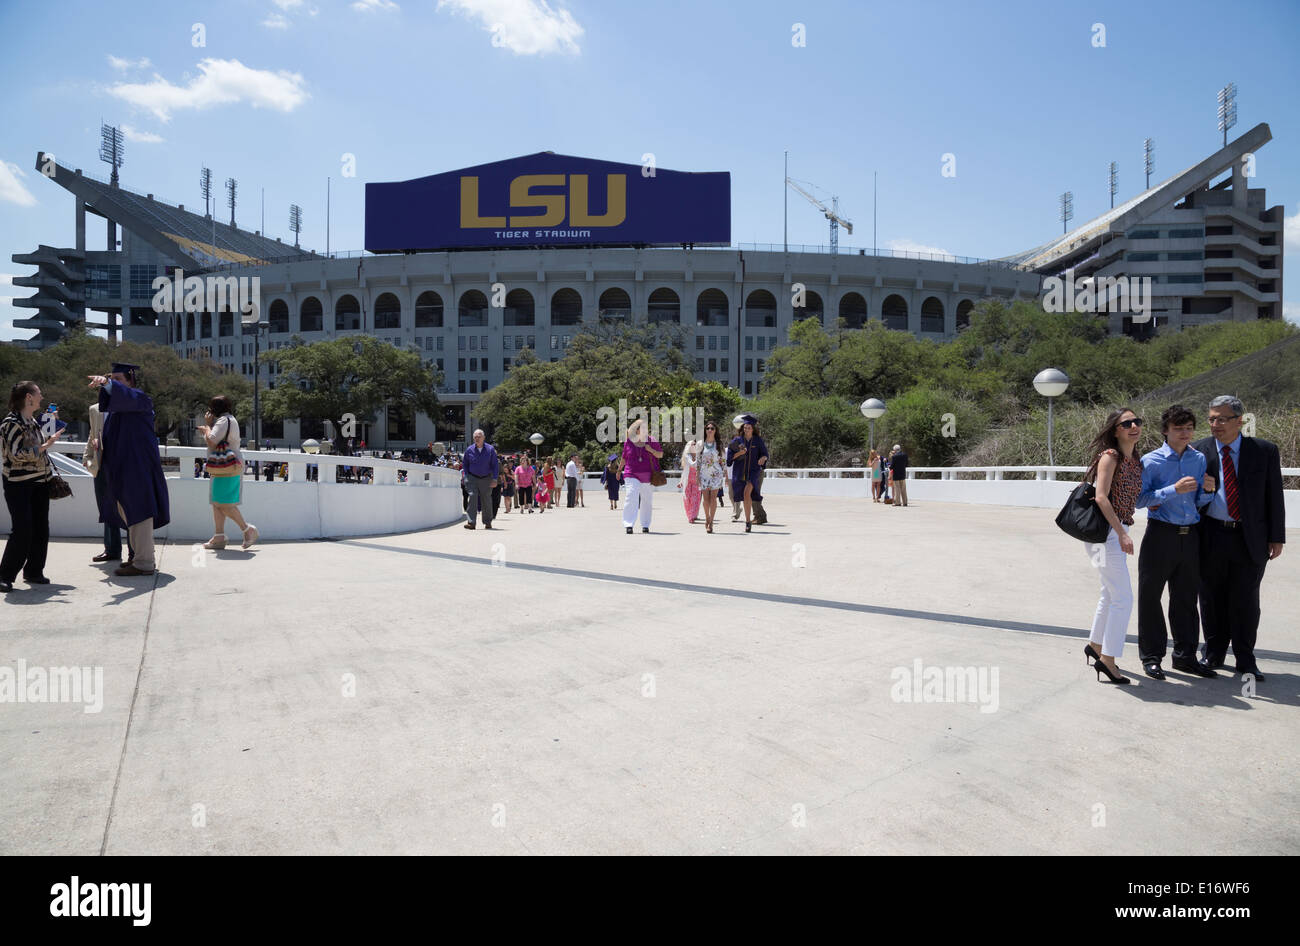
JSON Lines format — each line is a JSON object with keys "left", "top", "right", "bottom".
{"left": 241, "top": 524, "right": 259, "bottom": 549}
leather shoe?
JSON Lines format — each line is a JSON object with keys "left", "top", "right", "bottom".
{"left": 92, "top": 552, "right": 120, "bottom": 563}
{"left": 1172, "top": 657, "right": 1217, "bottom": 678}
{"left": 0, "top": 580, "right": 12, "bottom": 592}
{"left": 1143, "top": 663, "right": 1166, "bottom": 680}
{"left": 114, "top": 564, "right": 155, "bottom": 577}
{"left": 1199, "top": 646, "right": 1226, "bottom": 669}
{"left": 1239, "top": 668, "right": 1266, "bottom": 682}
{"left": 24, "top": 575, "right": 50, "bottom": 584}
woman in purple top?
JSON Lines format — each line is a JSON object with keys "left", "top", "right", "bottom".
{"left": 621, "top": 419, "right": 664, "bottom": 534}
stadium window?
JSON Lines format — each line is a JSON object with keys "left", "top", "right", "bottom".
{"left": 480, "top": 336, "right": 488, "bottom": 349}
{"left": 551, "top": 334, "right": 559, "bottom": 349}
{"left": 504, "top": 336, "right": 513, "bottom": 350}
{"left": 470, "top": 336, "right": 478, "bottom": 350}
{"left": 745, "top": 358, "right": 753, "bottom": 372}
{"left": 696, "top": 336, "right": 704, "bottom": 350}
{"left": 528, "top": 335, "right": 536, "bottom": 349}
{"left": 757, "top": 359, "right": 766, "bottom": 372}
{"left": 458, "top": 336, "right": 466, "bottom": 350}
{"left": 708, "top": 336, "right": 717, "bottom": 350}
{"left": 436, "top": 359, "right": 444, "bottom": 371}
{"left": 720, "top": 358, "right": 728, "bottom": 372}
{"left": 562, "top": 334, "right": 570, "bottom": 347}
{"left": 514, "top": 335, "right": 524, "bottom": 349}
{"left": 459, "top": 380, "right": 466, "bottom": 393}
{"left": 720, "top": 336, "right": 728, "bottom": 350}
{"left": 458, "top": 358, "right": 466, "bottom": 372}
{"left": 437, "top": 336, "right": 444, "bottom": 351}
{"left": 129, "top": 264, "right": 156, "bottom": 300}
{"left": 757, "top": 337, "right": 765, "bottom": 351}
{"left": 1167, "top": 251, "right": 1204, "bottom": 261}
{"left": 744, "top": 381, "right": 753, "bottom": 395}
{"left": 1168, "top": 228, "right": 1204, "bottom": 239}
{"left": 1127, "top": 229, "right": 1160, "bottom": 239}
{"left": 503, "top": 359, "right": 511, "bottom": 372}
{"left": 708, "top": 358, "right": 717, "bottom": 373}
{"left": 469, "top": 380, "right": 477, "bottom": 393}
{"left": 470, "top": 358, "right": 478, "bottom": 371}
{"left": 745, "top": 336, "right": 753, "bottom": 351}
{"left": 769, "top": 336, "right": 777, "bottom": 349}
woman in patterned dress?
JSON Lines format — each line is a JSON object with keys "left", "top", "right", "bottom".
{"left": 1082, "top": 407, "right": 1146, "bottom": 685}
{"left": 695, "top": 422, "right": 727, "bottom": 534}
{"left": 679, "top": 438, "right": 702, "bottom": 524}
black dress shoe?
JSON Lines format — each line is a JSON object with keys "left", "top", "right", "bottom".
{"left": 1199, "top": 646, "right": 1226, "bottom": 669}
{"left": 1239, "top": 668, "right": 1266, "bottom": 682}
{"left": 1172, "top": 657, "right": 1217, "bottom": 678}
{"left": 1143, "top": 663, "right": 1166, "bottom": 680}
{"left": 0, "top": 580, "right": 12, "bottom": 592}
{"left": 23, "top": 575, "right": 50, "bottom": 585}
{"left": 642, "top": 527, "right": 650, "bottom": 533}
{"left": 92, "top": 552, "right": 121, "bottom": 563}
{"left": 626, "top": 526, "right": 633, "bottom": 534}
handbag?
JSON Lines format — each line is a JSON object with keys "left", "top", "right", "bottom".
{"left": 47, "top": 471, "right": 73, "bottom": 500}
{"left": 1055, "top": 480, "right": 1109, "bottom": 543}
{"left": 649, "top": 451, "right": 666, "bottom": 487}
{"left": 205, "top": 440, "right": 242, "bottom": 476}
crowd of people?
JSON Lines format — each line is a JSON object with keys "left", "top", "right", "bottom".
{"left": 1078, "top": 396, "right": 1285, "bottom": 685}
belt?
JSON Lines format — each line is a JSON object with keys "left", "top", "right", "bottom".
{"left": 1148, "top": 519, "right": 1195, "bottom": 535}
{"left": 1204, "top": 517, "right": 1240, "bottom": 530}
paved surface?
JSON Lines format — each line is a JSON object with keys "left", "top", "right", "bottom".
{"left": 2, "top": 496, "right": 1297, "bottom": 855}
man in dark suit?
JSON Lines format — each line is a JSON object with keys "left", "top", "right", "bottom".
{"left": 1194, "top": 396, "right": 1286, "bottom": 682}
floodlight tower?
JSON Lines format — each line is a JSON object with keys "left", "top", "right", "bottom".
{"left": 1217, "top": 82, "right": 1237, "bottom": 147}
{"left": 1108, "top": 162, "right": 1118, "bottom": 209}
{"left": 289, "top": 204, "right": 303, "bottom": 248}
{"left": 226, "top": 177, "right": 238, "bottom": 227}
{"left": 1144, "top": 138, "right": 1154, "bottom": 189}
{"left": 1059, "top": 191, "right": 1074, "bottom": 234}
{"left": 99, "top": 123, "right": 124, "bottom": 187}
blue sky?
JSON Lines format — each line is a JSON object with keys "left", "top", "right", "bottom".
{"left": 2, "top": 0, "right": 1298, "bottom": 340}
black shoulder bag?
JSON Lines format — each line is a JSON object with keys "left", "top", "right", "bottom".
{"left": 1055, "top": 459, "right": 1108, "bottom": 543}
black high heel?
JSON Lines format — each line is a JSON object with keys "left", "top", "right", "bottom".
{"left": 1084, "top": 643, "right": 1101, "bottom": 666}
{"left": 1094, "top": 661, "right": 1131, "bottom": 685}
{"left": 745, "top": 521, "right": 751, "bottom": 532}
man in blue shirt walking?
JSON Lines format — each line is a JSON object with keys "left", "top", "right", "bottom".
{"left": 461, "top": 428, "right": 499, "bottom": 530}
{"left": 1135, "top": 405, "right": 1217, "bottom": 680}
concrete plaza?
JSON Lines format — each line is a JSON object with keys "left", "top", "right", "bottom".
{"left": 2, "top": 496, "right": 1297, "bottom": 855}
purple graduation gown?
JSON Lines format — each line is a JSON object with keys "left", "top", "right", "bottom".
{"left": 98, "top": 381, "right": 171, "bottom": 529}
{"left": 727, "top": 434, "right": 768, "bottom": 502}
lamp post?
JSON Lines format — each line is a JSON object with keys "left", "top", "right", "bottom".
{"left": 529, "top": 432, "right": 543, "bottom": 470}
{"left": 1033, "top": 368, "right": 1070, "bottom": 467}
{"left": 860, "top": 398, "right": 886, "bottom": 451}
{"left": 252, "top": 320, "right": 270, "bottom": 449}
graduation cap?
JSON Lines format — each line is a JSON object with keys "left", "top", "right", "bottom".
{"left": 110, "top": 362, "right": 140, "bottom": 384}
{"left": 733, "top": 413, "right": 757, "bottom": 429}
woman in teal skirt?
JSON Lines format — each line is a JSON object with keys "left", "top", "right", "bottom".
{"left": 197, "top": 395, "right": 258, "bottom": 550}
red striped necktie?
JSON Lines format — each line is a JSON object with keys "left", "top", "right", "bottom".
{"left": 1222, "top": 445, "right": 1241, "bottom": 521}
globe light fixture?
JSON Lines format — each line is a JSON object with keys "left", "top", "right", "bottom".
{"left": 1033, "top": 368, "right": 1070, "bottom": 467}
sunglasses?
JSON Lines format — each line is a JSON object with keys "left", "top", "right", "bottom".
{"left": 1119, "top": 418, "right": 1143, "bottom": 429}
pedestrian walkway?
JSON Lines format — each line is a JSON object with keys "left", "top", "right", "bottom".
{"left": 2, "top": 498, "right": 1297, "bottom": 854}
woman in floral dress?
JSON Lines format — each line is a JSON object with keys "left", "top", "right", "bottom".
{"left": 695, "top": 422, "right": 727, "bottom": 533}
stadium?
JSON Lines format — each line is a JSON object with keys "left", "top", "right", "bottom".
{"left": 9, "top": 124, "right": 1284, "bottom": 450}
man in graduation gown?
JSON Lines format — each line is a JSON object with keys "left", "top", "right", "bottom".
{"left": 87, "top": 363, "right": 170, "bottom": 577}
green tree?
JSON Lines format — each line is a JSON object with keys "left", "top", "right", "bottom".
{"left": 260, "top": 336, "right": 441, "bottom": 436}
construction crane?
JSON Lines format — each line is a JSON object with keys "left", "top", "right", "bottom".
{"left": 786, "top": 176, "right": 853, "bottom": 254}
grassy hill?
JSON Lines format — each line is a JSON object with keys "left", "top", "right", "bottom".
{"left": 1144, "top": 332, "right": 1300, "bottom": 409}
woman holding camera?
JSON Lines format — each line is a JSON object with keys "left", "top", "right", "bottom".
{"left": 1, "top": 381, "right": 61, "bottom": 591}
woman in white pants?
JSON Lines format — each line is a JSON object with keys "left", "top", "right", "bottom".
{"left": 1082, "top": 408, "right": 1146, "bottom": 684}
{"left": 620, "top": 420, "right": 663, "bottom": 534}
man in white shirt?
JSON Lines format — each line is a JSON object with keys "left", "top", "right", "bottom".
{"left": 565, "top": 454, "right": 580, "bottom": 508}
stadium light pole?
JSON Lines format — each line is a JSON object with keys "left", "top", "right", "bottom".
{"left": 1144, "top": 138, "right": 1154, "bottom": 190}
{"left": 1217, "top": 82, "right": 1237, "bottom": 147}
{"left": 1033, "top": 369, "right": 1070, "bottom": 468}
{"left": 860, "top": 398, "right": 886, "bottom": 452}
{"left": 1108, "top": 162, "right": 1118, "bottom": 209}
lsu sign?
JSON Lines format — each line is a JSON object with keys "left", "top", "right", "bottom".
{"left": 365, "top": 152, "right": 730, "bottom": 252}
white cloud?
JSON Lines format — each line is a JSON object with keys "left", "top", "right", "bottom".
{"left": 353, "top": 0, "right": 399, "bottom": 10}
{"left": 885, "top": 238, "right": 954, "bottom": 259}
{"left": 438, "top": 0, "right": 582, "bottom": 55}
{"left": 0, "top": 161, "right": 38, "bottom": 207}
{"left": 0, "top": 274, "right": 20, "bottom": 296}
{"left": 1284, "top": 301, "right": 1300, "bottom": 326}
{"left": 263, "top": 13, "right": 291, "bottom": 28}
{"left": 1284, "top": 201, "right": 1299, "bottom": 252}
{"left": 107, "top": 55, "right": 152, "bottom": 71}
{"left": 272, "top": 0, "right": 304, "bottom": 8}
{"left": 121, "top": 124, "right": 165, "bottom": 143}
{"left": 108, "top": 59, "right": 309, "bottom": 122}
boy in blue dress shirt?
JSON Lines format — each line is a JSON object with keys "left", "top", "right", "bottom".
{"left": 1134, "top": 405, "right": 1217, "bottom": 680}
